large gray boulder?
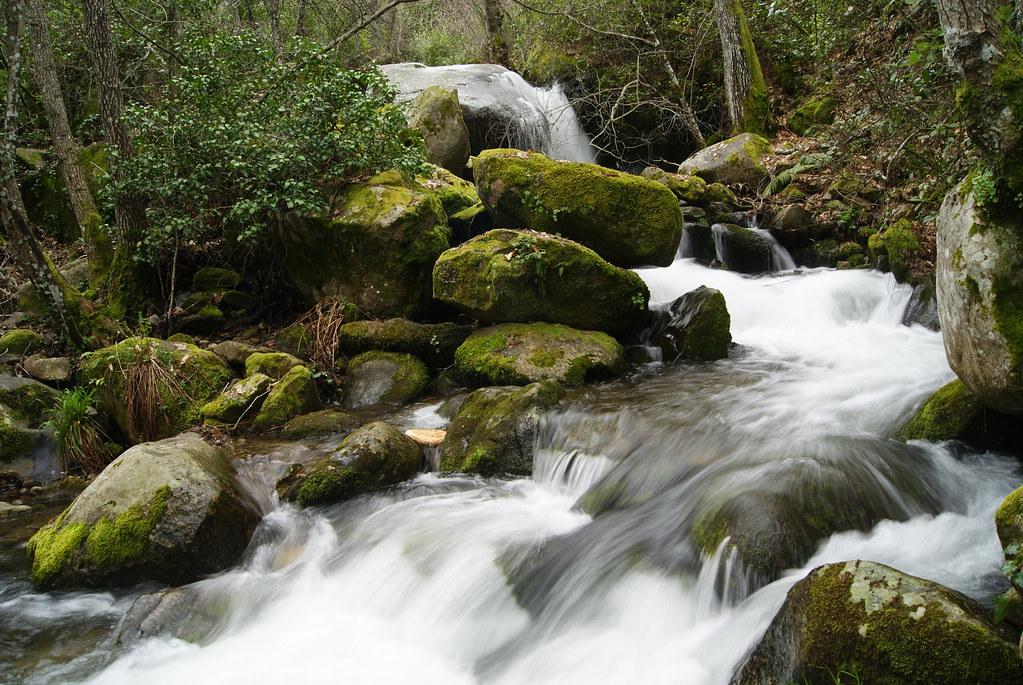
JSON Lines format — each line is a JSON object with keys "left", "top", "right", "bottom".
{"left": 679, "top": 133, "right": 771, "bottom": 187}
{"left": 732, "top": 560, "right": 1022, "bottom": 684}
{"left": 936, "top": 183, "right": 1023, "bottom": 414}
{"left": 27, "top": 433, "right": 261, "bottom": 589}
{"left": 408, "top": 86, "right": 470, "bottom": 174}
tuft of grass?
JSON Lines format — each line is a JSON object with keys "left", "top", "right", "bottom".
{"left": 120, "top": 343, "right": 191, "bottom": 443}
{"left": 45, "top": 388, "right": 113, "bottom": 475}
{"left": 290, "top": 297, "right": 359, "bottom": 376}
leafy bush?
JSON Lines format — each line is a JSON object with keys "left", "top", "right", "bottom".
{"left": 112, "top": 31, "right": 426, "bottom": 265}
{"left": 44, "top": 387, "right": 113, "bottom": 475}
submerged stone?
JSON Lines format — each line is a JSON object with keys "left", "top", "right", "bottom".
{"left": 646, "top": 286, "right": 731, "bottom": 362}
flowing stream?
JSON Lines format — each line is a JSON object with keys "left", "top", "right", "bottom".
{"left": 1, "top": 255, "right": 1019, "bottom": 684}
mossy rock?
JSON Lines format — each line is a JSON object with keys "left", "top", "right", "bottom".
{"left": 200, "top": 373, "right": 272, "bottom": 425}
{"left": 787, "top": 95, "right": 838, "bottom": 136}
{"left": 454, "top": 323, "right": 624, "bottom": 386}
{"left": 433, "top": 229, "right": 649, "bottom": 336}
{"left": 281, "top": 422, "right": 422, "bottom": 507}
{"left": 0, "top": 404, "right": 35, "bottom": 463}
{"left": 274, "top": 325, "right": 312, "bottom": 359}
{"left": 252, "top": 366, "right": 322, "bottom": 431}
{"left": 640, "top": 167, "right": 709, "bottom": 205}
{"left": 0, "top": 375, "right": 59, "bottom": 426}
{"left": 439, "top": 381, "right": 564, "bottom": 476}
{"left": 78, "top": 338, "right": 234, "bottom": 444}
{"left": 177, "top": 305, "right": 226, "bottom": 336}
{"left": 827, "top": 170, "right": 883, "bottom": 203}
{"left": 408, "top": 87, "right": 470, "bottom": 174}
{"left": 713, "top": 224, "right": 774, "bottom": 273}
{"left": 244, "top": 352, "right": 304, "bottom": 381}
{"left": 898, "top": 379, "right": 1023, "bottom": 449}
{"left": 678, "top": 133, "right": 771, "bottom": 188}
{"left": 996, "top": 486, "right": 1023, "bottom": 555}
{"left": 166, "top": 333, "right": 196, "bottom": 345}
{"left": 281, "top": 409, "right": 363, "bottom": 440}
{"left": 767, "top": 204, "right": 814, "bottom": 248}
{"left": 191, "top": 267, "right": 240, "bottom": 293}
{"left": 732, "top": 560, "right": 1023, "bottom": 685}
{"left": 868, "top": 219, "right": 920, "bottom": 280}
{"left": 26, "top": 433, "right": 261, "bottom": 589}
{"left": 473, "top": 149, "right": 683, "bottom": 267}
{"left": 211, "top": 340, "right": 271, "bottom": 372}
{"left": 280, "top": 170, "right": 450, "bottom": 319}
{"left": 0, "top": 329, "right": 43, "bottom": 356}
{"left": 647, "top": 286, "right": 731, "bottom": 361}
{"left": 338, "top": 318, "right": 472, "bottom": 368}
{"left": 417, "top": 165, "right": 479, "bottom": 217}
{"left": 343, "top": 352, "right": 430, "bottom": 409}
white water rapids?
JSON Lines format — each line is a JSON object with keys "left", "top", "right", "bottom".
{"left": 2, "top": 257, "right": 1019, "bottom": 685}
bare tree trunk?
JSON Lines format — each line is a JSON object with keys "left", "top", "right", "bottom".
{"left": 295, "top": 0, "right": 308, "bottom": 36}
{"left": 482, "top": 0, "right": 509, "bottom": 66}
{"left": 2, "top": 0, "right": 118, "bottom": 348}
{"left": 714, "top": 0, "right": 769, "bottom": 135}
{"left": 265, "top": 0, "right": 284, "bottom": 54}
{"left": 24, "top": 0, "right": 112, "bottom": 267}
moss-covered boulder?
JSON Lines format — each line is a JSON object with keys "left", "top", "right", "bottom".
{"left": 338, "top": 318, "right": 472, "bottom": 368}
{"left": 408, "top": 86, "right": 470, "bottom": 174}
{"left": 200, "top": 373, "right": 272, "bottom": 425}
{"left": 26, "top": 433, "right": 261, "bottom": 589}
{"left": 473, "top": 149, "right": 683, "bottom": 267}
{"left": 713, "top": 224, "right": 774, "bottom": 273}
{"left": 78, "top": 338, "right": 234, "bottom": 443}
{"left": 191, "top": 267, "right": 240, "bottom": 292}
{"left": 0, "top": 375, "right": 59, "bottom": 425}
{"left": 647, "top": 286, "right": 731, "bottom": 361}
{"left": 0, "top": 328, "right": 43, "bottom": 356}
{"left": 439, "top": 381, "right": 564, "bottom": 476}
{"left": 433, "top": 229, "right": 649, "bottom": 336}
{"left": 678, "top": 133, "right": 771, "bottom": 188}
{"left": 418, "top": 165, "right": 481, "bottom": 218}
{"left": 252, "top": 366, "right": 322, "bottom": 432}
{"left": 868, "top": 219, "right": 921, "bottom": 280}
{"left": 343, "top": 352, "right": 430, "bottom": 409}
{"left": 244, "top": 352, "right": 304, "bottom": 381}
{"left": 898, "top": 379, "right": 1023, "bottom": 449}
{"left": 281, "top": 422, "right": 422, "bottom": 507}
{"left": 996, "top": 487, "right": 1023, "bottom": 556}
{"left": 0, "top": 404, "right": 35, "bottom": 463}
{"left": 211, "top": 340, "right": 271, "bottom": 372}
{"left": 455, "top": 323, "right": 624, "bottom": 386}
{"left": 937, "top": 182, "right": 1023, "bottom": 414}
{"left": 640, "top": 167, "right": 709, "bottom": 205}
{"left": 732, "top": 560, "right": 1023, "bottom": 685}
{"left": 280, "top": 170, "right": 450, "bottom": 318}
{"left": 787, "top": 95, "right": 838, "bottom": 136}
{"left": 767, "top": 204, "right": 814, "bottom": 248}
{"left": 281, "top": 409, "right": 363, "bottom": 440}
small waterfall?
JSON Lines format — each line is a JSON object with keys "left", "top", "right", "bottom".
{"left": 710, "top": 220, "right": 796, "bottom": 273}
{"left": 748, "top": 216, "right": 796, "bottom": 271}
{"left": 534, "top": 82, "right": 596, "bottom": 163}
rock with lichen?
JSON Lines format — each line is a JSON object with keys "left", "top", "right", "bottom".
{"left": 678, "top": 133, "right": 771, "bottom": 187}
{"left": 252, "top": 366, "right": 322, "bottom": 431}
{"left": 343, "top": 352, "right": 430, "bottom": 409}
{"left": 26, "top": 433, "right": 261, "bottom": 589}
{"left": 200, "top": 374, "right": 272, "bottom": 425}
{"left": 338, "top": 318, "right": 472, "bottom": 368}
{"left": 408, "top": 87, "right": 470, "bottom": 174}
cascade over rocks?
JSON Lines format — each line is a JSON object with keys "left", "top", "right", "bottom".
{"left": 455, "top": 323, "right": 624, "bottom": 386}
{"left": 407, "top": 87, "right": 471, "bottom": 174}
{"left": 473, "top": 150, "right": 683, "bottom": 267}
{"left": 678, "top": 133, "right": 771, "bottom": 187}
{"left": 440, "top": 381, "right": 564, "bottom": 476}
{"left": 280, "top": 170, "right": 450, "bottom": 319}
{"left": 731, "top": 560, "right": 1023, "bottom": 685}
{"left": 280, "top": 421, "right": 422, "bottom": 507}
{"left": 646, "top": 286, "right": 732, "bottom": 362}
{"left": 433, "top": 229, "right": 649, "bottom": 336}
{"left": 712, "top": 224, "right": 773, "bottom": 273}
{"left": 26, "top": 433, "right": 261, "bottom": 589}
{"left": 936, "top": 184, "right": 1023, "bottom": 414}
{"left": 343, "top": 352, "right": 430, "bottom": 409}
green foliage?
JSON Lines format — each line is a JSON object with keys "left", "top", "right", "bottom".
{"left": 44, "top": 388, "right": 113, "bottom": 475}
{"left": 1002, "top": 543, "right": 1023, "bottom": 591}
{"left": 112, "top": 31, "right": 426, "bottom": 266}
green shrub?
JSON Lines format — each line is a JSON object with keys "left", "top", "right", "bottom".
{"left": 44, "top": 388, "right": 113, "bottom": 475}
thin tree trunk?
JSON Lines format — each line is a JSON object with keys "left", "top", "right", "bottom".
{"left": 714, "top": 0, "right": 769, "bottom": 135}
{"left": 265, "top": 0, "right": 283, "bottom": 54}
{"left": 295, "top": 0, "right": 307, "bottom": 36}
{"left": 24, "top": 0, "right": 112, "bottom": 267}
{"left": 482, "top": 0, "right": 509, "bottom": 66}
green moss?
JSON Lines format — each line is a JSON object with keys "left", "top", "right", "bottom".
{"left": 346, "top": 351, "right": 430, "bottom": 405}
{"left": 417, "top": 166, "right": 480, "bottom": 217}
{"left": 84, "top": 485, "right": 169, "bottom": 570}
{"left": 167, "top": 333, "right": 196, "bottom": 345}
{"left": 252, "top": 365, "right": 322, "bottom": 431}
{"left": 0, "top": 406, "right": 33, "bottom": 462}
{"left": 0, "top": 381, "right": 57, "bottom": 426}
{"left": 898, "top": 380, "right": 979, "bottom": 442}
{"left": 192, "top": 267, "right": 240, "bottom": 292}
{"left": 0, "top": 328, "right": 43, "bottom": 356}
{"left": 281, "top": 409, "right": 362, "bottom": 439}
{"left": 27, "top": 520, "right": 88, "bottom": 588}
{"left": 788, "top": 95, "right": 838, "bottom": 135}
{"left": 245, "top": 352, "right": 303, "bottom": 380}
{"left": 640, "top": 167, "right": 709, "bottom": 205}
{"left": 338, "top": 318, "right": 472, "bottom": 368}
{"left": 733, "top": 0, "right": 771, "bottom": 135}
{"left": 991, "top": 274, "right": 1023, "bottom": 372}
{"left": 996, "top": 486, "right": 1023, "bottom": 551}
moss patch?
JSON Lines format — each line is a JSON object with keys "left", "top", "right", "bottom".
{"left": 0, "top": 329, "right": 43, "bottom": 356}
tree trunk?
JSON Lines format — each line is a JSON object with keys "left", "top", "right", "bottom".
{"left": 2, "top": 0, "right": 118, "bottom": 348}
{"left": 24, "top": 0, "right": 112, "bottom": 269}
{"left": 265, "top": 0, "right": 283, "bottom": 54}
{"left": 295, "top": 0, "right": 307, "bottom": 36}
{"left": 935, "top": 0, "right": 1023, "bottom": 194}
{"left": 80, "top": 0, "right": 150, "bottom": 314}
{"left": 714, "top": 0, "right": 769, "bottom": 135}
{"left": 482, "top": 0, "right": 509, "bottom": 66}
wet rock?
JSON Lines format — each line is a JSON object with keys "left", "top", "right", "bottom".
{"left": 640, "top": 167, "right": 709, "bottom": 204}
{"left": 433, "top": 229, "right": 649, "bottom": 336}
{"left": 767, "top": 204, "right": 813, "bottom": 248}
{"left": 79, "top": 338, "right": 234, "bottom": 443}
{"left": 937, "top": 183, "right": 1023, "bottom": 413}
{"left": 712, "top": 224, "right": 773, "bottom": 273}
{"left": 114, "top": 586, "right": 226, "bottom": 649}
{"left": 27, "top": 433, "right": 261, "bottom": 589}
{"left": 867, "top": 219, "right": 920, "bottom": 281}
{"left": 343, "top": 352, "right": 430, "bottom": 409}
{"left": 455, "top": 323, "right": 624, "bottom": 386}
{"left": 731, "top": 560, "right": 1023, "bottom": 685}
{"left": 405, "top": 428, "right": 445, "bottom": 447}
{"left": 280, "top": 170, "right": 449, "bottom": 318}
{"left": 281, "top": 409, "right": 363, "bottom": 440}
{"left": 244, "top": 352, "right": 304, "bottom": 381}
{"left": 23, "top": 355, "right": 72, "bottom": 385}
{"left": 681, "top": 223, "right": 716, "bottom": 264}
{"left": 0, "top": 404, "right": 59, "bottom": 483}
{"left": 898, "top": 379, "right": 1022, "bottom": 450}
{"left": 473, "top": 149, "right": 683, "bottom": 267}
{"left": 0, "top": 500, "right": 32, "bottom": 518}
{"left": 252, "top": 366, "right": 323, "bottom": 431}
{"left": 408, "top": 87, "right": 471, "bottom": 174}
{"left": 200, "top": 373, "right": 273, "bottom": 425}
{"left": 0, "top": 329, "right": 43, "bottom": 357}
{"left": 678, "top": 133, "right": 771, "bottom": 188}
{"left": 281, "top": 422, "right": 422, "bottom": 507}
{"left": 0, "top": 375, "right": 59, "bottom": 425}
{"left": 996, "top": 486, "right": 1023, "bottom": 564}
{"left": 440, "top": 381, "right": 564, "bottom": 476}
{"left": 646, "top": 286, "right": 731, "bottom": 362}
{"left": 338, "top": 318, "right": 472, "bottom": 368}
{"left": 901, "top": 281, "right": 940, "bottom": 331}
